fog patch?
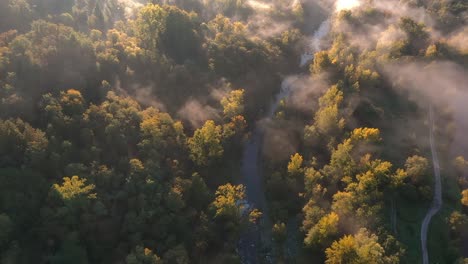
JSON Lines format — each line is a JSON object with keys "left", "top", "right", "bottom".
{"left": 383, "top": 60, "right": 468, "bottom": 157}
{"left": 335, "top": 0, "right": 361, "bottom": 11}
{"left": 446, "top": 27, "right": 468, "bottom": 54}
{"left": 117, "top": 0, "right": 144, "bottom": 19}
{"left": 260, "top": 119, "right": 300, "bottom": 162}
{"left": 328, "top": 0, "right": 442, "bottom": 52}
{"left": 247, "top": 0, "right": 272, "bottom": 10}
{"left": 209, "top": 78, "right": 235, "bottom": 101}
{"left": 383, "top": 61, "right": 467, "bottom": 107}
{"left": 177, "top": 99, "right": 220, "bottom": 128}
{"left": 288, "top": 74, "right": 330, "bottom": 113}
{"left": 132, "top": 84, "right": 167, "bottom": 111}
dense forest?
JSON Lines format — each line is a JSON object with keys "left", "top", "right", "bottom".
{"left": 0, "top": 0, "right": 467, "bottom": 263}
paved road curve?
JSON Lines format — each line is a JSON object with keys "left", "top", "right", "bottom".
{"left": 421, "top": 107, "right": 442, "bottom": 264}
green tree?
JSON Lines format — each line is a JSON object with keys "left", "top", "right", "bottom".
{"left": 333, "top": 158, "right": 394, "bottom": 226}
{"left": 206, "top": 15, "right": 279, "bottom": 79}
{"left": 50, "top": 238, "right": 89, "bottom": 264}
{"left": 404, "top": 155, "right": 429, "bottom": 184}
{"left": 221, "top": 89, "right": 245, "bottom": 119}
{"left": 210, "top": 183, "right": 248, "bottom": 239}
{"left": 398, "top": 17, "right": 429, "bottom": 55}
{"left": 53, "top": 176, "right": 96, "bottom": 202}
{"left": 304, "top": 212, "right": 340, "bottom": 248}
{"left": 163, "top": 244, "right": 189, "bottom": 264}
{"left": 138, "top": 107, "right": 186, "bottom": 163}
{"left": 455, "top": 156, "right": 468, "bottom": 173}
{"left": 83, "top": 92, "right": 142, "bottom": 165}
{"left": 188, "top": 173, "right": 212, "bottom": 210}
{"left": 311, "top": 51, "right": 333, "bottom": 74}
{"left": 160, "top": 5, "right": 200, "bottom": 64}
{"left": 188, "top": 120, "right": 224, "bottom": 166}
{"left": 126, "top": 246, "right": 161, "bottom": 264}
{"left": 310, "top": 85, "right": 345, "bottom": 137}
{"left": 212, "top": 183, "right": 246, "bottom": 219}
{"left": 222, "top": 115, "right": 247, "bottom": 140}
{"left": 325, "top": 229, "right": 387, "bottom": 264}
{"left": 272, "top": 222, "right": 287, "bottom": 244}
{"left": 135, "top": 4, "right": 167, "bottom": 55}
{"left": 287, "top": 153, "right": 304, "bottom": 177}
{"left": 462, "top": 189, "right": 468, "bottom": 207}
{"left": 0, "top": 119, "right": 48, "bottom": 168}
{"left": 292, "top": 1, "right": 304, "bottom": 23}
{"left": 60, "top": 89, "right": 86, "bottom": 117}
{"left": 0, "top": 214, "right": 12, "bottom": 247}
{"left": 448, "top": 211, "right": 468, "bottom": 235}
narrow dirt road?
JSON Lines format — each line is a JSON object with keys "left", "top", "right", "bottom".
{"left": 421, "top": 107, "right": 442, "bottom": 264}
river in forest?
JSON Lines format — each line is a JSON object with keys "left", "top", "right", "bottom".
{"left": 237, "top": 77, "right": 297, "bottom": 264}
{"left": 237, "top": 15, "right": 331, "bottom": 264}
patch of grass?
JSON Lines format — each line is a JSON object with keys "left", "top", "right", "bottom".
{"left": 396, "top": 164, "right": 462, "bottom": 264}
{"left": 396, "top": 195, "right": 428, "bottom": 263}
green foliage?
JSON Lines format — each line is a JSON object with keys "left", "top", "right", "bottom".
{"left": 126, "top": 246, "right": 161, "bottom": 264}
{"left": 287, "top": 153, "right": 304, "bottom": 177}
{"left": 349, "top": 127, "right": 381, "bottom": 143}
{"left": 206, "top": 15, "right": 280, "bottom": 79}
{"left": 272, "top": 222, "right": 287, "bottom": 244}
{"left": 136, "top": 4, "right": 200, "bottom": 63}
{"left": 0, "top": 119, "right": 48, "bottom": 168}
{"left": 188, "top": 120, "right": 224, "bottom": 166}
{"left": 304, "top": 212, "right": 339, "bottom": 248}
{"left": 163, "top": 244, "right": 189, "bottom": 264}
{"left": 309, "top": 85, "right": 345, "bottom": 138}
{"left": 221, "top": 89, "right": 245, "bottom": 119}
{"left": 51, "top": 238, "right": 89, "bottom": 264}
{"left": 210, "top": 183, "right": 249, "bottom": 241}
{"left": 292, "top": 2, "right": 304, "bottom": 23}
{"left": 249, "top": 209, "right": 262, "bottom": 224}
{"left": 398, "top": 17, "right": 429, "bottom": 55}
{"left": 312, "top": 51, "right": 333, "bottom": 74}
{"left": 60, "top": 89, "right": 86, "bottom": 116}
{"left": 448, "top": 211, "right": 468, "bottom": 235}
{"left": 325, "top": 229, "right": 386, "bottom": 264}
{"left": 160, "top": 5, "right": 201, "bottom": 64}
{"left": 455, "top": 156, "right": 468, "bottom": 177}
{"left": 135, "top": 4, "right": 167, "bottom": 55}
{"left": 0, "top": 214, "right": 13, "bottom": 247}
{"left": 462, "top": 190, "right": 468, "bottom": 206}
{"left": 212, "top": 183, "right": 246, "bottom": 219}
{"left": 405, "top": 155, "right": 429, "bottom": 185}
{"left": 138, "top": 107, "right": 186, "bottom": 162}
{"left": 222, "top": 115, "right": 247, "bottom": 140}
{"left": 53, "top": 176, "right": 97, "bottom": 201}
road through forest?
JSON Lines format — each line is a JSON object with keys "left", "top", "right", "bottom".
{"left": 421, "top": 107, "right": 442, "bottom": 264}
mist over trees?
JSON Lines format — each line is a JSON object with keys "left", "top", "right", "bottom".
{"left": 0, "top": 0, "right": 467, "bottom": 263}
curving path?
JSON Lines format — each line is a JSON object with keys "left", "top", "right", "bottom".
{"left": 421, "top": 107, "right": 442, "bottom": 264}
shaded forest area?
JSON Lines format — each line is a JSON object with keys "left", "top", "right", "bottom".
{"left": 0, "top": 0, "right": 467, "bottom": 263}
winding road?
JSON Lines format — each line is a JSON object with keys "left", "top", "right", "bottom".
{"left": 421, "top": 107, "right": 442, "bottom": 264}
